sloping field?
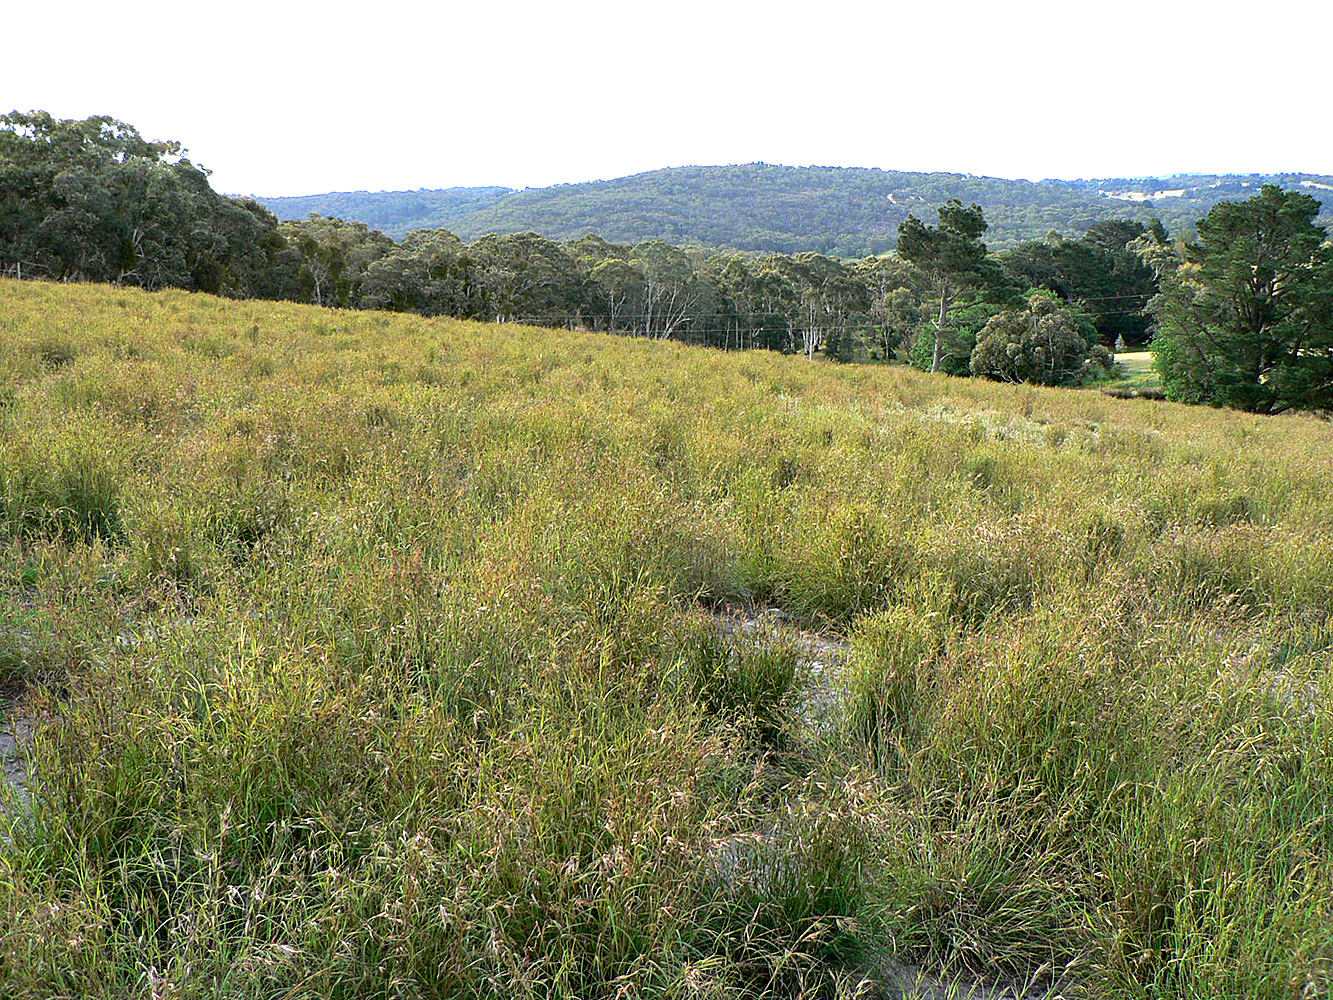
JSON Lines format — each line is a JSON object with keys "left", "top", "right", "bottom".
{"left": 2, "top": 279, "right": 1331, "bottom": 998}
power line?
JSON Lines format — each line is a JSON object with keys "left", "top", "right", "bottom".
{"left": 1061, "top": 292, "right": 1154, "bottom": 302}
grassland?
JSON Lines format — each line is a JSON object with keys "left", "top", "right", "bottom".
{"left": 1106, "top": 353, "right": 1161, "bottom": 397}
{"left": 1, "top": 277, "right": 1331, "bottom": 998}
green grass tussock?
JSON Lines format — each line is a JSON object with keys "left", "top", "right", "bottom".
{"left": 2, "top": 277, "right": 1332, "bottom": 998}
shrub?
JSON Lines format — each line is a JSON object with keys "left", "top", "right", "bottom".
{"left": 971, "top": 294, "right": 1114, "bottom": 386}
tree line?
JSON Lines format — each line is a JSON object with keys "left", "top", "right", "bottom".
{"left": 0, "top": 113, "right": 1163, "bottom": 374}
{"left": 8, "top": 112, "right": 1331, "bottom": 410}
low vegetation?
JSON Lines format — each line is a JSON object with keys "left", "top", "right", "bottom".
{"left": 2, "top": 278, "right": 1332, "bottom": 998}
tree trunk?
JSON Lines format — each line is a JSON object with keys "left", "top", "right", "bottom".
{"left": 931, "top": 281, "right": 950, "bottom": 373}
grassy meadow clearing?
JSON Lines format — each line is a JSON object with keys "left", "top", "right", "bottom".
{"left": 1, "top": 277, "right": 1332, "bottom": 998}
{"left": 1099, "top": 354, "right": 1162, "bottom": 400}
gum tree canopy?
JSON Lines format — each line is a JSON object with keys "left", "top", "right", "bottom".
{"left": 0, "top": 111, "right": 293, "bottom": 295}
{"left": 971, "top": 293, "right": 1111, "bottom": 386}
{"left": 897, "top": 200, "right": 1007, "bottom": 373}
{"left": 1149, "top": 185, "right": 1333, "bottom": 414}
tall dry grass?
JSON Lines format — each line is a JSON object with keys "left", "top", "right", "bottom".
{"left": 1, "top": 277, "right": 1331, "bottom": 998}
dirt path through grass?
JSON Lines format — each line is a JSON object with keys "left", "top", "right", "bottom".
{"left": 712, "top": 608, "right": 1076, "bottom": 1000}
{"left": 1, "top": 696, "right": 32, "bottom": 809}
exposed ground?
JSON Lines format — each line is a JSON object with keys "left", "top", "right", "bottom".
{"left": 0, "top": 698, "right": 30, "bottom": 805}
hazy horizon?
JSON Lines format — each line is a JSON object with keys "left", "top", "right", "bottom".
{"left": 229, "top": 162, "right": 1333, "bottom": 201}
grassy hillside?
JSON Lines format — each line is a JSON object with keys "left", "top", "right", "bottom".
{"left": 254, "top": 164, "right": 1333, "bottom": 252}
{"left": 2, "top": 279, "right": 1332, "bottom": 998}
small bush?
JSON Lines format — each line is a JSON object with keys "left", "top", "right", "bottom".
{"left": 972, "top": 294, "right": 1115, "bottom": 386}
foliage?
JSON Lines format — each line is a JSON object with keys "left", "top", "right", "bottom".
{"left": 0, "top": 111, "right": 1183, "bottom": 369}
{"left": 1000, "top": 221, "right": 1162, "bottom": 346}
{"left": 254, "top": 163, "right": 1333, "bottom": 254}
{"left": 898, "top": 200, "right": 1013, "bottom": 372}
{"left": 971, "top": 293, "right": 1115, "bottom": 385}
{"left": 278, "top": 214, "right": 393, "bottom": 307}
{"left": 8, "top": 111, "right": 1333, "bottom": 407}
{"left": 0, "top": 111, "right": 298, "bottom": 296}
{"left": 470, "top": 230, "right": 588, "bottom": 325}
{"left": 358, "top": 228, "right": 479, "bottom": 316}
{"left": 905, "top": 298, "right": 1004, "bottom": 375}
{"left": 252, "top": 185, "right": 513, "bottom": 237}
{"left": 1148, "top": 185, "right": 1333, "bottom": 413}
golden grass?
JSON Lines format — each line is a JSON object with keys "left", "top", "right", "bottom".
{"left": 1, "top": 278, "right": 1331, "bottom": 998}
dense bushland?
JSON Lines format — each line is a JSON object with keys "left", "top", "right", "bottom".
{"left": 251, "top": 164, "right": 1333, "bottom": 255}
{"left": 2, "top": 279, "right": 1332, "bottom": 998}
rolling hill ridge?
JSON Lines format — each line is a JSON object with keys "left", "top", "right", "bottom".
{"left": 251, "top": 163, "right": 1333, "bottom": 254}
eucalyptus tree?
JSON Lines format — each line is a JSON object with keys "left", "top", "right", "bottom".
{"left": 971, "top": 294, "right": 1111, "bottom": 385}
{"left": 851, "top": 255, "right": 925, "bottom": 360}
{"left": 566, "top": 233, "right": 631, "bottom": 270}
{"left": 629, "top": 240, "right": 699, "bottom": 339}
{"left": 897, "top": 200, "right": 1007, "bottom": 372}
{"left": 358, "top": 230, "right": 476, "bottom": 316}
{"left": 470, "top": 231, "right": 586, "bottom": 326}
{"left": 746, "top": 262, "right": 802, "bottom": 353}
{"left": 279, "top": 214, "right": 393, "bottom": 307}
{"left": 211, "top": 198, "right": 303, "bottom": 300}
{"left": 698, "top": 256, "right": 748, "bottom": 350}
{"left": 781, "top": 252, "right": 870, "bottom": 360}
{"left": 0, "top": 111, "right": 275, "bottom": 291}
{"left": 587, "top": 258, "right": 644, "bottom": 332}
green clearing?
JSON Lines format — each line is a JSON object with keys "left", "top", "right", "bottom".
{"left": 1114, "top": 352, "right": 1160, "bottom": 391}
{"left": 1083, "top": 352, "right": 1162, "bottom": 400}
{"left": 2, "top": 279, "right": 1332, "bottom": 998}
{"left": 1113, "top": 351, "right": 1153, "bottom": 377}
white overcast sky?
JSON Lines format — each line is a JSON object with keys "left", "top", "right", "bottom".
{"left": 5, "top": 0, "right": 1330, "bottom": 196}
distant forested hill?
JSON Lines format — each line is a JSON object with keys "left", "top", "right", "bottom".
{"left": 253, "top": 186, "right": 512, "bottom": 238}
{"left": 251, "top": 164, "right": 1333, "bottom": 253}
